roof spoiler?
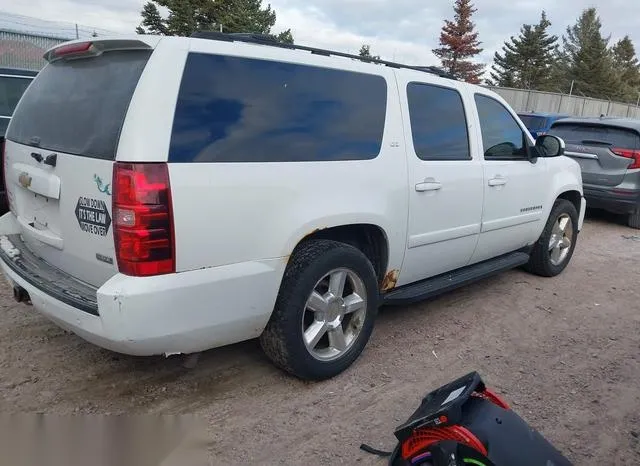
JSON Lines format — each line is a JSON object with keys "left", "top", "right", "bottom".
{"left": 44, "top": 39, "right": 152, "bottom": 63}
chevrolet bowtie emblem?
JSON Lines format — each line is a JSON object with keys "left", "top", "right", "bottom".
{"left": 18, "top": 172, "right": 32, "bottom": 189}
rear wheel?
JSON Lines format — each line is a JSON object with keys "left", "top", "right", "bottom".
{"left": 525, "top": 199, "right": 579, "bottom": 277}
{"left": 628, "top": 207, "right": 640, "bottom": 229}
{"left": 260, "top": 240, "right": 378, "bottom": 380}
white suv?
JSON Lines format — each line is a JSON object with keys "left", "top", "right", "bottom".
{"left": 0, "top": 34, "right": 586, "bottom": 380}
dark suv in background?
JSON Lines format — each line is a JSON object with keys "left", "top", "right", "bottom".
{"left": 518, "top": 112, "right": 569, "bottom": 139}
{"left": 549, "top": 117, "right": 640, "bottom": 228}
{"left": 1, "top": 67, "right": 37, "bottom": 213}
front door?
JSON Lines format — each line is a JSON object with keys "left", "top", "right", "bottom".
{"left": 470, "top": 93, "right": 549, "bottom": 263}
{"left": 397, "top": 76, "right": 484, "bottom": 286}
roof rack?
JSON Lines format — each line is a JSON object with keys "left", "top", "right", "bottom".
{"left": 190, "top": 31, "right": 456, "bottom": 80}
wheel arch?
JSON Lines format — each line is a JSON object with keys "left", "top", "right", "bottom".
{"left": 557, "top": 190, "right": 582, "bottom": 216}
{"left": 290, "top": 223, "right": 393, "bottom": 290}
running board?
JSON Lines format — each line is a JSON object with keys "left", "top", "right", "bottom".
{"left": 383, "top": 251, "right": 530, "bottom": 306}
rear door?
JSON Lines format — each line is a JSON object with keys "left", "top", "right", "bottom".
{"left": 4, "top": 41, "right": 153, "bottom": 287}
{"left": 549, "top": 122, "right": 640, "bottom": 186}
{"left": 397, "top": 76, "right": 483, "bottom": 285}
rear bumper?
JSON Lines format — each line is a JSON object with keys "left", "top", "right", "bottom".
{"left": 583, "top": 185, "right": 640, "bottom": 214}
{"left": 0, "top": 216, "right": 284, "bottom": 356}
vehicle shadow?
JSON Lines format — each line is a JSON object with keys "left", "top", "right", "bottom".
{"left": 584, "top": 207, "right": 628, "bottom": 227}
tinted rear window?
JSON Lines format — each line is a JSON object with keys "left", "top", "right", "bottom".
{"left": 549, "top": 123, "right": 640, "bottom": 149}
{"left": 169, "top": 53, "right": 387, "bottom": 163}
{"left": 0, "top": 76, "right": 33, "bottom": 118}
{"left": 7, "top": 50, "right": 150, "bottom": 160}
{"left": 518, "top": 115, "right": 547, "bottom": 131}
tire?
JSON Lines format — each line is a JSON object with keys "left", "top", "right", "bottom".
{"left": 525, "top": 199, "right": 579, "bottom": 277}
{"left": 629, "top": 208, "right": 640, "bottom": 229}
{"left": 260, "top": 240, "right": 379, "bottom": 380}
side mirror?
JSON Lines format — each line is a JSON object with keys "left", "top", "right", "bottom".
{"left": 535, "top": 135, "right": 565, "bottom": 158}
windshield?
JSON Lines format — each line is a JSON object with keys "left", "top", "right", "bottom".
{"left": 6, "top": 50, "right": 151, "bottom": 160}
{"left": 518, "top": 115, "right": 547, "bottom": 131}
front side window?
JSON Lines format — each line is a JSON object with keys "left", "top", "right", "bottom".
{"left": 169, "top": 53, "right": 388, "bottom": 163}
{"left": 475, "top": 94, "right": 529, "bottom": 161}
{"left": 407, "top": 82, "right": 470, "bottom": 161}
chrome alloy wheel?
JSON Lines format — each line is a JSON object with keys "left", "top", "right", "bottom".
{"left": 301, "top": 268, "right": 367, "bottom": 361}
{"left": 549, "top": 213, "right": 573, "bottom": 266}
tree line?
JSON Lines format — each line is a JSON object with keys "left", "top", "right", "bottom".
{"left": 137, "top": 0, "right": 293, "bottom": 44}
{"left": 137, "top": 0, "right": 640, "bottom": 103}
{"left": 361, "top": 0, "right": 640, "bottom": 103}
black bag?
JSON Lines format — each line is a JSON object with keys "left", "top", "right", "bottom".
{"left": 362, "top": 372, "right": 572, "bottom": 466}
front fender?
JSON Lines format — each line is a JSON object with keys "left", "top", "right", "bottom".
{"left": 543, "top": 157, "right": 585, "bottom": 231}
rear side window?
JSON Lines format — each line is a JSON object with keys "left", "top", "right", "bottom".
{"left": 549, "top": 124, "right": 640, "bottom": 149}
{"left": 7, "top": 50, "right": 151, "bottom": 160}
{"left": 169, "top": 53, "right": 387, "bottom": 163}
{"left": 518, "top": 115, "right": 547, "bottom": 131}
{"left": 407, "top": 82, "right": 470, "bottom": 161}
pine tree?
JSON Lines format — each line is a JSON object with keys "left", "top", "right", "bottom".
{"left": 359, "top": 45, "right": 380, "bottom": 60}
{"left": 137, "top": 2, "right": 169, "bottom": 35}
{"left": 136, "top": 0, "right": 293, "bottom": 43}
{"left": 432, "top": 0, "right": 484, "bottom": 83}
{"left": 562, "top": 8, "right": 620, "bottom": 100}
{"left": 489, "top": 12, "right": 558, "bottom": 91}
{"left": 612, "top": 36, "right": 640, "bottom": 102}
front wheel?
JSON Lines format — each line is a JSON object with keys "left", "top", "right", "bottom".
{"left": 525, "top": 199, "right": 579, "bottom": 277}
{"left": 260, "top": 240, "right": 379, "bottom": 380}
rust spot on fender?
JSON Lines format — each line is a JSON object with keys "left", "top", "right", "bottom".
{"left": 381, "top": 269, "right": 399, "bottom": 291}
{"left": 305, "top": 227, "right": 325, "bottom": 239}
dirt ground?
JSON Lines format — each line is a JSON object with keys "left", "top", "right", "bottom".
{"left": 0, "top": 211, "right": 639, "bottom": 465}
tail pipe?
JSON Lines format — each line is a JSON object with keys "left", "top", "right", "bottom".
{"left": 13, "top": 285, "right": 30, "bottom": 304}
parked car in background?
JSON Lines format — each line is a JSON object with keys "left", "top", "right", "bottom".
{"left": 549, "top": 117, "right": 640, "bottom": 228}
{"left": 518, "top": 112, "right": 569, "bottom": 139}
{"left": 0, "top": 67, "right": 37, "bottom": 213}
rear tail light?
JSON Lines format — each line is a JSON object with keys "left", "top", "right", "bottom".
{"left": 112, "top": 163, "right": 175, "bottom": 277}
{"left": 612, "top": 148, "right": 640, "bottom": 169}
{"left": 1, "top": 140, "right": 6, "bottom": 208}
{"left": 1, "top": 140, "right": 13, "bottom": 215}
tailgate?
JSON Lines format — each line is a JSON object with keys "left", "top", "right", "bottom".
{"left": 549, "top": 123, "right": 639, "bottom": 186}
{"left": 4, "top": 42, "right": 152, "bottom": 288}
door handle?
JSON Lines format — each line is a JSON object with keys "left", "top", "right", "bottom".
{"left": 488, "top": 176, "right": 507, "bottom": 187}
{"left": 415, "top": 178, "right": 442, "bottom": 192}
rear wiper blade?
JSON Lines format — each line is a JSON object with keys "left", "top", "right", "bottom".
{"left": 581, "top": 139, "right": 612, "bottom": 146}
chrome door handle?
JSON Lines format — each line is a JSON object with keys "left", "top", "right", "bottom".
{"left": 488, "top": 176, "right": 507, "bottom": 187}
{"left": 415, "top": 178, "right": 442, "bottom": 192}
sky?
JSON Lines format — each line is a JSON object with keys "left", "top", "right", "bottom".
{"left": 0, "top": 0, "right": 639, "bottom": 68}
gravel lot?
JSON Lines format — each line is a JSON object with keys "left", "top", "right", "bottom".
{"left": 0, "top": 212, "right": 639, "bottom": 465}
